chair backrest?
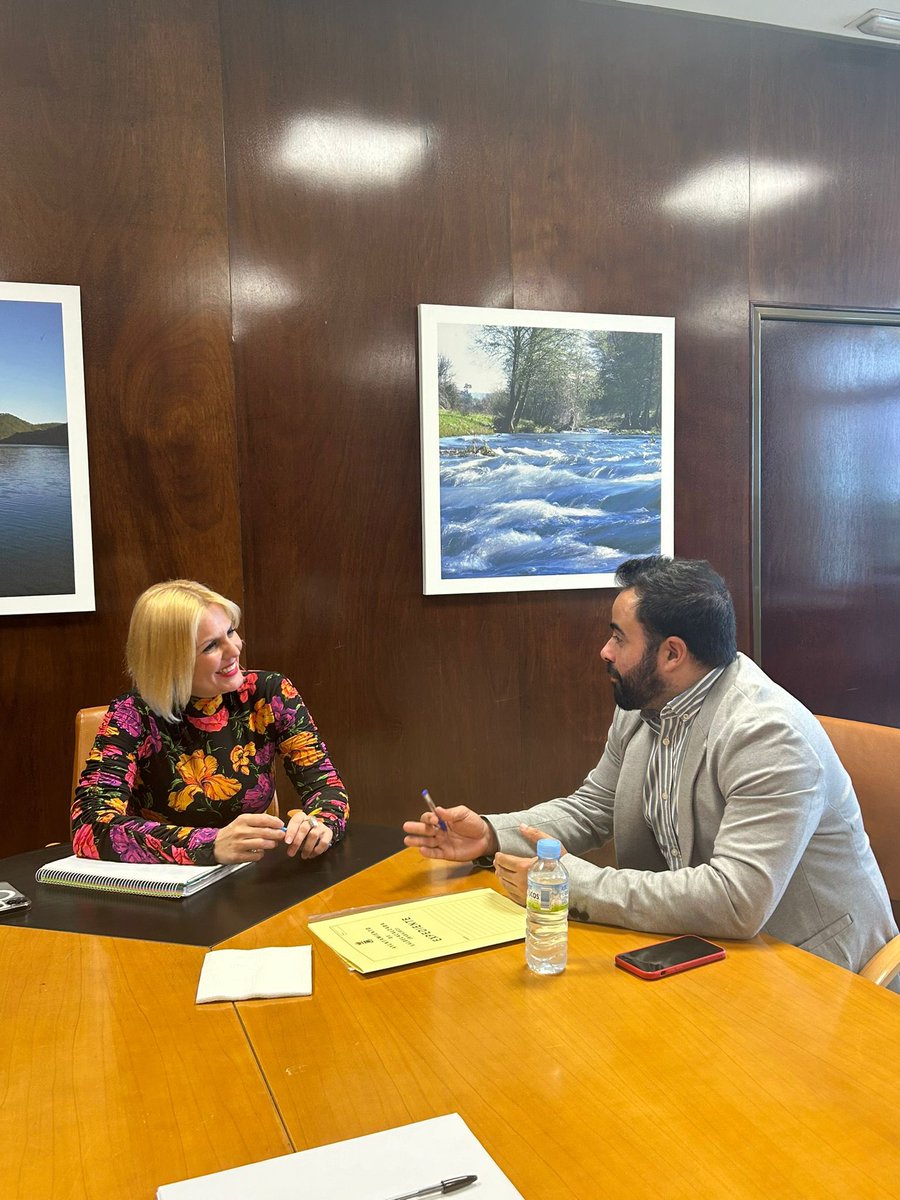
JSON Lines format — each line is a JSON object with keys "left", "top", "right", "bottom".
{"left": 72, "top": 705, "right": 279, "bottom": 835}
{"left": 72, "top": 706, "right": 107, "bottom": 810}
{"left": 816, "top": 714, "right": 900, "bottom": 925}
{"left": 858, "top": 934, "right": 900, "bottom": 988}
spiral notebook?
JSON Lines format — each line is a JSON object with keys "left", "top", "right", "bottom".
{"left": 35, "top": 854, "right": 247, "bottom": 899}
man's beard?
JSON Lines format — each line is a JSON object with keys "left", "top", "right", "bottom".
{"left": 607, "top": 642, "right": 662, "bottom": 711}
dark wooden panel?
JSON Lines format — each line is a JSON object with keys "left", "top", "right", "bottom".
{"left": 507, "top": 1, "right": 754, "bottom": 650}
{"left": 759, "top": 317, "right": 900, "bottom": 726}
{"left": 221, "top": 0, "right": 531, "bottom": 826}
{"left": 0, "top": 0, "right": 240, "bottom": 854}
{"left": 505, "top": 2, "right": 755, "bottom": 778}
{"left": 750, "top": 27, "right": 900, "bottom": 310}
{"left": 220, "top": 0, "right": 756, "bottom": 836}
{"left": 749, "top": 28, "right": 900, "bottom": 723}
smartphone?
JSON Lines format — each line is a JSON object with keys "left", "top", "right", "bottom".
{"left": 615, "top": 935, "right": 725, "bottom": 980}
{"left": 0, "top": 882, "right": 31, "bottom": 915}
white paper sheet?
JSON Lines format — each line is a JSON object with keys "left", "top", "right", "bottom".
{"left": 195, "top": 946, "right": 312, "bottom": 1003}
{"left": 157, "top": 1113, "right": 524, "bottom": 1199}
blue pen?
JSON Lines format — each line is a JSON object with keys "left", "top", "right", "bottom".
{"left": 421, "top": 788, "right": 448, "bottom": 832}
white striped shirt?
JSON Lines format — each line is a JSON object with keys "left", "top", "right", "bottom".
{"left": 641, "top": 666, "right": 725, "bottom": 870}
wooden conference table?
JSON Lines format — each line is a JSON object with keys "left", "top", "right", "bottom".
{"left": 2, "top": 846, "right": 899, "bottom": 1199}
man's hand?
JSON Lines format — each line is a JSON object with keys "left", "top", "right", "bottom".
{"left": 213, "top": 813, "right": 285, "bottom": 864}
{"left": 494, "top": 824, "right": 566, "bottom": 905}
{"left": 403, "top": 804, "right": 497, "bottom": 862}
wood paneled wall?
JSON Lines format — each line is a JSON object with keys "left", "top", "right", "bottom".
{"left": 0, "top": 0, "right": 242, "bottom": 854}
{"left": 1, "top": 0, "right": 898, "bottom": 853}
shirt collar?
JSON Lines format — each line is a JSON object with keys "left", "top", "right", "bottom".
{"left": 640, "top": 664, "right": 726, "bottom": 730}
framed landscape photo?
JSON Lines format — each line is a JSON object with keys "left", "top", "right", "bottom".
{"left": 0, "top": 281, "right": 94, "bottom": 615}
{"left": 418, "top": 304, "right": 674, "bottom": 595}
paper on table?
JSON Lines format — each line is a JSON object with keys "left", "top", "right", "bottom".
{"left": 195, "top": 946, "right": 312, "bottom": 1003}
{"left": 157, "top": 1112, "right": 524, "bottom": 1199}
{"left": 308, "top": 887, "right": 525, "bottom": 973}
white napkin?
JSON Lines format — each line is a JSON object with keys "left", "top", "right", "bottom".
{"left": 195, "top": 946, "right": 312, "bottom": 1003}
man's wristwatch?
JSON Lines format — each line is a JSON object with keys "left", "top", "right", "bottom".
{"left": 472, "top": 855, "right": 496, "bottom": 869}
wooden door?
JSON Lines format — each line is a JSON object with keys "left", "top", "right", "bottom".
{"left": 754, "top": 308, "right": 900, "bottom": 727}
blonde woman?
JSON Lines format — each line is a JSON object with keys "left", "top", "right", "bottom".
{"left": 72, "top": 580, "right": 348, "bottom": 865}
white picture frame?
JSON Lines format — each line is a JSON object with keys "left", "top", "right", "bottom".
{"left": 418, "top": 303, "right": 674, "bottom": 595}
{"left": 0, "top": 281, "right": 94, "bottom": 615}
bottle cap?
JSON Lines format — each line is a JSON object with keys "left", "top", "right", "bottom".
{"left": 536, "top": 838, "right": 561, "bottom": 859}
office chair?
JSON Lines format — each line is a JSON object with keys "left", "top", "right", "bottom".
{"left": 817, "top": 714, "right": 900, "bottom": 988}
{"left": 859, "top": 935, "right": 900, "bottom": 989}
{"left": 72, "top": 705, "right": 280, "bottom": 835}
{"left": 72, "top": 706, "right": 108, "bottom": 813}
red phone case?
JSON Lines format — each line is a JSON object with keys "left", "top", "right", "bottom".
{"left": 614, "top": 937, "right": 725, "bottom": 980}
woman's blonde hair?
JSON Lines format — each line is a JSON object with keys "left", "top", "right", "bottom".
{"left": 126, "top": 580, "right": 241, "bottom": 720}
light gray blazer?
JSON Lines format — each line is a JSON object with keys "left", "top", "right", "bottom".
{"left": 489, "top": 654, "right": 898, "bottom": 979}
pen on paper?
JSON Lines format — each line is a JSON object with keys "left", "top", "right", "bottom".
{"left": 421, "top": 788, "right": 448, "bottom": 832}
{"left": 385, "top": 1174, "right": 478, "bottom": 1200}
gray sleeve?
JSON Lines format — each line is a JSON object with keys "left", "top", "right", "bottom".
{"left": 555, "top": 715, "right": 826, "bottom": 938}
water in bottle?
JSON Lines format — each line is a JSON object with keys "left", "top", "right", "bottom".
{"left": 526, "top": 837, "right": 568, "bottom": 975}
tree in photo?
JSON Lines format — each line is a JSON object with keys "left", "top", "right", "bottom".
{"left": 476, "top": 325, "right": 583, "bottom": 432}
{"left": 437, "top": 353, "right": 461, "bottom": 410}
{"left": 588, "top": 330, "right": 662, "bottom": 431}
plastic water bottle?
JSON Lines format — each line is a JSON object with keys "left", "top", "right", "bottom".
{"left": 526, "top": 838, "right": 568, "bottom": 975}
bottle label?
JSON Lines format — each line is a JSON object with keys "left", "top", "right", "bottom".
{"left": 526, "top": 883, "right": 568, "bottom": 912}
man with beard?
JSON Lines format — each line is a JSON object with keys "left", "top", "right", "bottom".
{"left": 404, "top": 556, "right": 898, "bottom": 982}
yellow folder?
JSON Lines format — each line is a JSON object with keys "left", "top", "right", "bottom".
{"left": 308, "top": 887, "right": 525, "bottom": 973}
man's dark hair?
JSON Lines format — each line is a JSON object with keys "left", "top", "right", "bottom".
{"left": 614, "top": 556, "right": 737, "bottom": 669}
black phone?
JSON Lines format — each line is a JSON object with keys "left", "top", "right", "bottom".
{"left": 0, "top": 882, "right": 31, "bottom": 915}
{"left": 615, "top": 935, "right": 725, "bottom": 980}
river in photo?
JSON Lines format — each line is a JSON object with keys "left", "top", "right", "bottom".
{"left": 0, "top": 445, "right": 75, "bottom": 595}
{"left": 439, "top": 429, "right": 661, "bottom": 579}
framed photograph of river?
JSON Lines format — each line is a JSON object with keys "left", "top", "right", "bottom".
{"left": 0, "top": 281, "right": 94, "bottom": 615}
{"left": 418, "top": 304, "right": 674, "bottom": 594}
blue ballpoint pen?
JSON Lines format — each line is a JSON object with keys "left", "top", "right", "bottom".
{"left": 385, "top": 1174, "right": 478, "bottom": 1200}
{"left": 421, "top": 788, "right": 448, "bottom": 832}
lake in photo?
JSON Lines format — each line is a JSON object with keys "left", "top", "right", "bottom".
{"left": 0, "top": 444, "right": 75, "bottom": 595}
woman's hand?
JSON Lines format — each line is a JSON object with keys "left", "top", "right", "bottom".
{"left": 213, "top": 813, "right": 285, "bottom": 864}
{"left": 284, "top": 809, "right": 334, "bottom": 859}
{"left": 403, "top": 804, "right": 497, "bottom": 862}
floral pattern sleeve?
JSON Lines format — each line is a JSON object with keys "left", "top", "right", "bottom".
{"left": 272, "top": 676, "right": 349, "bottom": 843}
{"left": 71, "top": 671, "right": 349, "bottom": 865}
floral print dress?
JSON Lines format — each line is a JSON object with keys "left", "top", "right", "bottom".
{"left": 71, "top": 670, "right": 348, "bottom": 864}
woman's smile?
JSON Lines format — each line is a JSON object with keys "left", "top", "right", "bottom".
{"left": 192, "top": 605, "right": 245, "bottom": 698}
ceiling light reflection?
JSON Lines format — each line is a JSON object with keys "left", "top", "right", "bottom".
{"left": 231, "top": 265, "right": 301, "bottom": 337}
{"left": 279, "top": 112, "right": 430, "bottom": 190}
{"left": 662, "top": 157, "right": 830, "bottom": 221}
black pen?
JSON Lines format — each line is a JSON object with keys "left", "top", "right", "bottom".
{"left": 385, "top": 1175, "right": 477, "bottom": 1200}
